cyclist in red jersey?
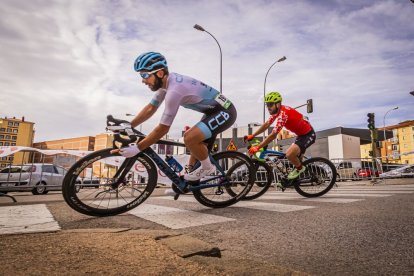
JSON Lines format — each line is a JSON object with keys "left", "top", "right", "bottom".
{"left": 246, "top": 91, "right": 316, "bottom": 180}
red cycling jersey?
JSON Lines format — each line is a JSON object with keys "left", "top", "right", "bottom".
{"left": 267, "top": 105, "right": 312, "bottom": 136}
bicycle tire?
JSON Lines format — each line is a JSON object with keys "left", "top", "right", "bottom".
{"left": 241, "top": 160, "right": 273, "bottom": 200}
{"left": 192, "top": 151, "right": 255, "bottom": 208}
{"left": 294, "top": 157, "right": 337, "bottom": 198}
{"left": 62, "top": 148, "right": 158, "bottom": 216}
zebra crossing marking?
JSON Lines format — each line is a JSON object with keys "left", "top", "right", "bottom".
{"left": 0, "top": 204, "right": 60, "bottom": 235}
{"left": 158, "top": 196, "right": 315, "bottom": 212}
{"left": 259, "top": 195, "right": 363, "bottom": 203}
{"left": 128, "top": 203, "right": 235, "bottom": 229}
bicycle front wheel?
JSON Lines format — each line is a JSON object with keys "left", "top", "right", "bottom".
{"left": 192, "top": 151, "right": 255, "bottom": 208}
{"left": 242, "top": 160, "right": 273, "bottom": 200}
{"left": 62, "top": 148, "right": 158, "bottom": 216}
{"left": 294, "top": 157, "right": 337, "bottom": 197}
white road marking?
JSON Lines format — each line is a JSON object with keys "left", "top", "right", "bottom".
{"left": 231, "top": 201, "right": 315, "bottom": 212}
{"left": 128, "top": 203, "right": 235, "bottom": 229}
{"left": 259, "top": 195, "right": 363, "bottom": 203}
{"left": 0, "top": 204, "right": 60, "bottom": 235}
{"left": 157, "top": 196, "right": 315, "bottom": 212}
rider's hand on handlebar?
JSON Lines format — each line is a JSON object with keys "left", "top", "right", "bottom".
{"left": 244, "top": 135, "right": 255, "bottom": 142}
{"left": 111, "top": 143, "right": 141, "bottom": 157}
{"left": 248, "top": 145, "right": 260, "bottom": 155}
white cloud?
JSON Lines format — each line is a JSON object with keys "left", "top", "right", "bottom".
{"left": 0, "top": 0, "right": 413, "bottom": 142}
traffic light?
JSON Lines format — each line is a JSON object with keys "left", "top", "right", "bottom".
{"left": 367, "top": 113, "right": 375, "bottom": 130}
{"left": 307, "top": 99, "right": 313, "bottom": 113}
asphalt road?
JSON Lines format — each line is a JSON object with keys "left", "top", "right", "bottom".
{"left": 1, "top": 181, "right": 413, "bottom": 275}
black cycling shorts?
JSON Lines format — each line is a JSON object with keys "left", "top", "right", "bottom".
{"left": 196, "top": 103, "right": 237, "bottom": 150}
{"left": 294, "top": 128, "right": 316, "bottom": 155}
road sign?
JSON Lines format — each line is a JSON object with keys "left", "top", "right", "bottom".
{"left": 227, "top": 139, "right": 237, "bottom": 151}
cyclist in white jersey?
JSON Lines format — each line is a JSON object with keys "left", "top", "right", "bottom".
{"left": 114, "top": 52, "right": 237, "bottom": 181}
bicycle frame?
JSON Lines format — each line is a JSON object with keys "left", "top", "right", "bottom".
{"left": 114, "top": 147, "right": 229, "bottom": 193}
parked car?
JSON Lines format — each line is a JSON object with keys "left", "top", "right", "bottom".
{"left": 379, "top": 165, "right": 414, "bottom": 178}
{"left": 357, "top": 167, "right": 380, "bottom": 178}
{"left": 335, "top": 161, "right": 359, "bottom": 181}
{"left": 0, "top": 164, "right": 67, "bottom": 195}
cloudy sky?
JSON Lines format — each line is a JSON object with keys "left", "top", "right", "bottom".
{"left": 1, "top": 0, "right": 413, "bottom": 142}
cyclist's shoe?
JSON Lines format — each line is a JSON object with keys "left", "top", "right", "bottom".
{"left": 287, "top": 165, "right": 306, "bottom": 180}
{"left": 184, "top": 166, "right": 216, "bottom": 181}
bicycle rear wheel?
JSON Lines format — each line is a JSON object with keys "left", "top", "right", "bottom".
{"left": 241, "top": 160, "right": 272, "bottom": 200}
{"left": 62, "top": 148, "right": 157, "bottom": 216}
{"left": 294, "top": 157, "right": 337, "bottom": 197}
{"left": 192, "top": 151, "right": 255, "bottom": 208}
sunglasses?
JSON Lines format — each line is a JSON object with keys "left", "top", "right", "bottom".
{"left": 266, "top": 102, "right": 280, "bottom": 107}
{"left": 140, "top": 68, "right": 163, "bottom": 79}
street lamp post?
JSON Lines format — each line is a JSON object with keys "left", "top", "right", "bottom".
{"left": 383, "top": 106, "right": 398, "bottom": 171}
{"left": 262, "top": 56, "right": 286, "bottom": 138}
{"left": 194, "top": 24, "right": 224, "bottom": 150}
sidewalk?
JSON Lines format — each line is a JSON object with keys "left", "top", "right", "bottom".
{"left": 0, "top": 228, "right": 307, "bottom": 275}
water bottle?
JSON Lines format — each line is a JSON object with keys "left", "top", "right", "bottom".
{"left": 265, "top": 157, "right": 286, "bottom": 174}
{"left": 165, "top": 155, "right": 183, "bottom": 173}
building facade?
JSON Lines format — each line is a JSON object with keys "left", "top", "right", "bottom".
{"left": 0, "top": 116, "right": 35, "bottom": 167}
{"left": 379, "top": 120, "right": 414, "bottom": 165}
{"left": 33, "top": 136, "right": 96, "bottom": 166}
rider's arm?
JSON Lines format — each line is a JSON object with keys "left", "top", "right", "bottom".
{"left": 130, "top": 104, "right": 158, "bottom": 128}
{"left": 251, "top": 121, "right": 271, "bottom": 137}
{"left": 137, "top": 124, "right": 170, "bottom": 150}
{"left": 257, "top": 132, "right": 277, "bottom": 149}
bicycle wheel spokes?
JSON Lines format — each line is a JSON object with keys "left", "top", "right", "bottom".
{"left": 243, "top": 162, "right": 273, "bottom": 200}
{"left": 192, "top": 151, "right": 254, "bottom": 208}
{"left": 294, "top": 157, "right": 336, "bottom": 198}
{"left": 63, "top": 149, "right": 157, "bottom": 216}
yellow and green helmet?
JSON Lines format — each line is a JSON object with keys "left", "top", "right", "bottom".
{"left": 264, "top": 91, "right": 282, "bottom": 103}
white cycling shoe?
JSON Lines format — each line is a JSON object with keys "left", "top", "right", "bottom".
{"left": 184, "top": 166, "right": 216, "bottom": 181}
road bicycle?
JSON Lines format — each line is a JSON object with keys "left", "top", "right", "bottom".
{"left": 241, "top": 138, "right": 337, "bottom": 199}
{"left": 62, "top": 115, "right": 255, "bottom": 216}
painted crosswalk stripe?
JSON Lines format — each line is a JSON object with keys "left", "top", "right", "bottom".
{"left": 128, "top": 203, "right": 235, "bottom": 229}
{"left": 331, "top": 190, "right": 412, "bottom": 194}
{"left": 0, "top": 204, "right": 60, "bottom": 235}
{"left": 263, "top": 192, "right": 392, "bottom": 197}
{"left": 157, "top": 196, "right": 315, "bottom": 212}
{"left": 231, "top": 201, "right": 315, "bottom": 212}
{"left": 259, "top": 195, "right": 363, "bottom": 203}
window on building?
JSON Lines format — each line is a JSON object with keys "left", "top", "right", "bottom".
{"left": 8, "top": 122, "right": 13, "bottom": 126}
{"left": 0, "top": 135, "right": 4, "bottom": 139}
{"left": 5, "top": 135, "right": 10, "bottom": 140}
{"left": 12, "top": 129, "right": 18, "bottom": 133}
{"left": 0, "top": 142, "right": 3, "bottom": 146}
{"left": 12, "top": 136, "right": 17, "bottom": 140}
{"left": 8, "top": 156, "right": 13, "bottom": 161}
{"left": 0, "top": 128, "right": 5, "bottom": 132}
{"left": 7, "top": 128, "right": 12, "bottom": 133}
{"left": 14, "top": 122, "right": 19, "bottom": 127}
{"left": 11, "top": 143, "right": 16, "bottom": 146}
{"left": 5, "top": 142, "right": 10, "bottom": 146}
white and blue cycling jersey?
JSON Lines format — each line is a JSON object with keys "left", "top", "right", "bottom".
{"left": 150, "top": 73, "right": 231, "bottom": 126}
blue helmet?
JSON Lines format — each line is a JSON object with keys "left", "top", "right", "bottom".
{"left": 134, "top": 52, "right": 167, "bottom": 72}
